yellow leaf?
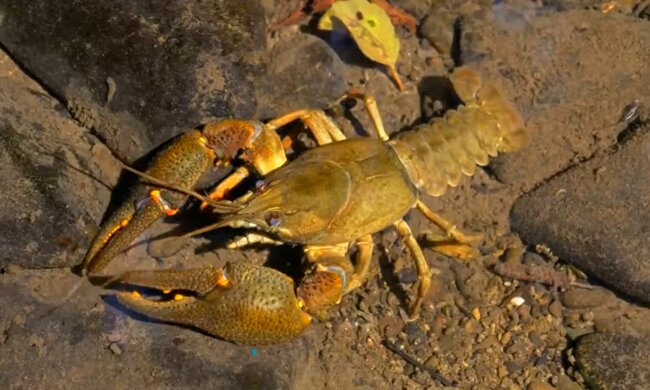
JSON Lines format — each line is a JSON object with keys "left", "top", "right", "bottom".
{"left": 318, "top": 0, "right": 400, "bottom": 67}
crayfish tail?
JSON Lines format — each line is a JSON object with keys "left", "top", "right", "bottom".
{"left": 389, "top": 66, "right": 529, "bottom": 198}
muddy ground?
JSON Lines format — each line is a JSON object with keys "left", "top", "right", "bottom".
{"left": 1, "top": 1, "right": 649, "bottom": 389}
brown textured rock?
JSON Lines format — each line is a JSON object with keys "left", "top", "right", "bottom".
{"left": 460, "top": 9, "right": 650, "bottom": 188}
{"left": 0, "top": 75, "right": 115, "bottom": 268}
{"left": 0, "top": 0, "right": 266, "bottom": 161}
{"left": 511, "top": 130, "right": 650, "bottom": 304}
{"left": 576, "top": 333, "right": 650, "bottom": 390}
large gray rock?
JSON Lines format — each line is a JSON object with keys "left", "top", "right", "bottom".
{"left": 0, "top": 1, "right": 348, "bottom": 163}
{"left": 575, "top": 332, "right": 650, "bottom": 390}
{"left": 510, "top": 130, "right": 650, "bottom": 304}
{"left": 0, "top": 75, "right": 118, "bottom": 269}
{"left": 460, "top": 8, "right": 650, "bottom": 189}
{"left": 254, "top": 34, "right": 347, "bottom": 119}
{"left": 0, "top": 0, "right": 266, "bottom": 162}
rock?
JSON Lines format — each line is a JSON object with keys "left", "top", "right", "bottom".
{"left": 0, "top": 74, "right": 116, "bottom": 269}
{"left": 527, "top": 381, "right": 556, "bottom": 390}
{"left": 254, "top": 34, "right": 346, "bottom": 120}
{"left": 556, "top": 375, "right": 582, "bottom": 390}
{"left": 511, "top": 130, "right": 650, "bottom": 304}
{"left": 548, "top": 300, "right": 563, "bottom": 318}
{"left": 561, "top": 289, "right": 616, "bottom": 309}
{"left": 575, "top": 333, "right": 650, "bottom": 390}
{"left": 0, "top": 0, "right": 267, "bottom": 162}
{"left": 460, "top": 9, "right": 650, "bottom": 188}
{"left": 420, "top": 7, "right": 456, "bottom": 56}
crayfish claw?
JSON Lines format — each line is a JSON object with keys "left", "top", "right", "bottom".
{"left": 113, "top": 265, "right": 227, "bottom": 295}
{"left": 112, "top": 262, "right": 312, "bottom": 345}
{"left": 82, "top": 201, "right": 166, "bottom": 275}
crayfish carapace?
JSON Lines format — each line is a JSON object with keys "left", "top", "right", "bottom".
{"left": 83, "top": 67, "right": 530, "bottom": 344}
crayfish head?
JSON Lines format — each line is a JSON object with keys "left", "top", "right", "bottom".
{"left": 219, "top": 160, "right": 351, "bottom": 244}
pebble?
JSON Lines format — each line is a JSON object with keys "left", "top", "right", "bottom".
{"left": 529, "top": 331, "right": 542, "bottom": 347}
{"left": 463, "top": 318, "right": 480, "bottom": 333}
{"left": 108, "top": 343, "right": 122, "bottom": 355}
{"left": 556, "top": 375, "right": 583, "bottom": 390}
{"left": 581, "top": 311, "right": 595, "bottom": 322}
{"left": 527, "top": 381, "right": 556, "bottom": 390}
{"left": 564, "top": 327, "right": 594, "bottom": 341}
{"left": 474, "top": 335, "right": 498, "bottom": 351}
{"left": 501, "top": 331, "right": 513, "bottom": 346}
{"left": 506, "top": 362, "right": 523, "bottom": 375}
{"left": 518, "top": 305, "right": 532, "bottom": 322}
{"left": 561, "top": 289, "right": 614, "bottom": 309}
{"left": 548, "top": 300, "right": 563, "bottom": 318}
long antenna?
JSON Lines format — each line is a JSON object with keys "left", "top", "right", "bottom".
{"left": 120, "top": 163, "right": 240, "bottom": 213}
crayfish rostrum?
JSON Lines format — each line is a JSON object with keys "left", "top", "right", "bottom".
{"left": 82, "top": 67, "right": 529, "bottom": 345}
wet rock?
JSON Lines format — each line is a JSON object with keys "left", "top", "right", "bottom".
{"left": 556, "top": 375, "right": 582, "bottom": 390}
{"left": 548, "top": 300, "right": 562, "bottom": 318}
{"left": 0, "top": 75, "right": 115, "bottom": 269}
{"left": 460, "top": 9, "right": 650, "bottom": 188}
{"left": 575, "top": 333, "right": 650, "bottom": 390}
{"left": 527, "top": 381, "right": 556, "bottom": 390}
{"left": 0, "top": 0, "right": 266, "bottom": 162}
{"left": 561, "top": 289, "right": 615, "bottom": 309}
{"left": 511, "top": 130, "right": 650, "bottom": 304}
{"left": 254, "top": 34, "right": 346, "bottom": 120}
{"left": 420, "top": 7, "right": 457, "bottom": 56}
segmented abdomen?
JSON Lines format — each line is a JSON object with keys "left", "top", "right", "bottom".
{"left": 389, "top": 67, "right": 530, "bottom": 197}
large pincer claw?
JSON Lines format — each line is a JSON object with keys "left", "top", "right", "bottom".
{"left": 82, "top": 131, "right": 216, "bottom": 275}
{"left": 111, "top": 262, "right": 313, "bottom": 345}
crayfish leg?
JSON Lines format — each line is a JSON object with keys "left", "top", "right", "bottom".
{"left": 393, "top": 219, "right": 432, "bottom": 321}
{"left": 416, "top": 201, "right": 484, "bottom": 245}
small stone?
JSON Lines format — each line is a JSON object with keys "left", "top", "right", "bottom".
{"left": 561, "top": 289, "right": 615, "bottom": 309}
{"left": 518, "top": 305, "right": 532, "bottom": 322}
{"left": 506, "top": 362, "right": 523, "bottom": 375}
{"left": 474, "top": 335, "right": 498, "bottom": 351}
{"left": 581, "top": 311, "right": 595, "bottom": 322}
{"left": 108, "top": 343, "right": 122, "bottom": 355}
{"left": 396, "top": 267, "right": 418, "bottom": 284}
{"left": 463, "top": 318, "right": 480, "bottom": 334}
{"left": 565, "top": 327, "right": 593, "bottom": 341}
{"left": 556, "top": 374, "right": 583, "bottom": 390}
{"left": 548, "top": 300, "right": 563, "bottom": 318}
{"left": 501, "top": 331, "right": 513, "bottom": 346}
{"left": 527, "top": 381, "right": 556, "bottom": 390}
{"left": 510, "top": 297, "right": 526, "bottom": 307}
{"left": 529, "top": 331, "right": 542, "bottom": 347}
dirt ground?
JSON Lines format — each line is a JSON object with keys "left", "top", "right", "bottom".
{"left": 2, "top": 1, "right": 650, "bottom": 389}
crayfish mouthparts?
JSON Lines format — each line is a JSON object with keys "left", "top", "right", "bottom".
{"left": 111, "top": 262, "right": 313, "bottom": 345}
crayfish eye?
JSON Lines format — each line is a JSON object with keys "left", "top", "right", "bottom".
{"left": 255, "top": 180, "right": 267, "bottom": 192}
{"left": 265, "top": 210, "right": 282, "bottom": 227}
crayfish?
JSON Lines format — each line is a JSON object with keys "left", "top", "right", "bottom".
{"left": 81, "top": 67, "right": 529, "bottom": 345}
